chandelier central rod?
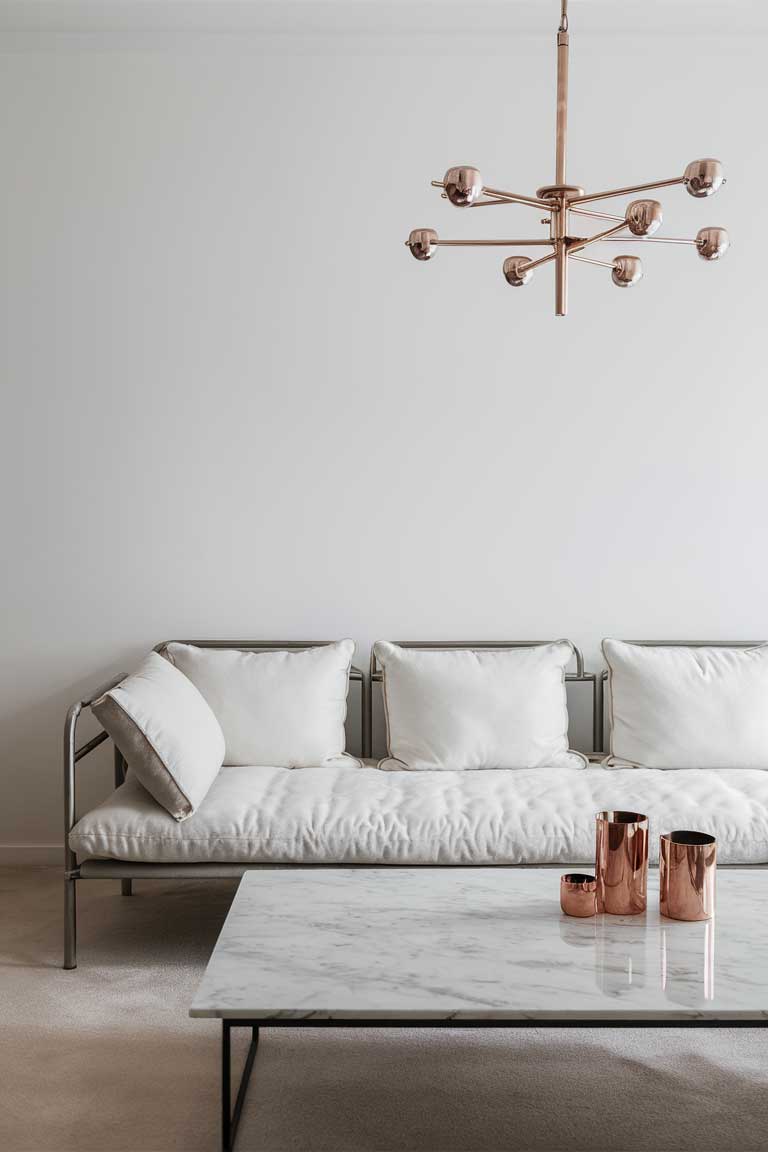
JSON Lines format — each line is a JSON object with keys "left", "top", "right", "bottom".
{"left": 556, "top": 0, "right": 569, "bottom": 184}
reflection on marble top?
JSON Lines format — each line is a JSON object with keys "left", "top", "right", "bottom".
{"left": 189, "top": 868, "right": 768, "bottom": 1021}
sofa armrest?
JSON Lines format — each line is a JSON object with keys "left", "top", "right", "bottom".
{"left": 64, "top": 674, "right": 127, "bottom": 875}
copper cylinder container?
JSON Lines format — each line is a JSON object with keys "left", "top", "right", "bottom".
{"left": 560, "top": 873, "right": 597, "bottom": 917}
{"left": 660, "top": 831, "right": 716, "bottom": 921}
{"left": 595, "top": 811, "right": 649, "bottom": 915}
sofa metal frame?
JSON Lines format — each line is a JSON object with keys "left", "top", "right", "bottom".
{"left": 369, "top": 640, "right": 602, "bottom": 756}
{"left": 64, "top": 641, "right": 367, "bottom": 970}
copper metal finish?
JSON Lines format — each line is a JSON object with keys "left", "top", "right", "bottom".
{"left": 405, "top": 2, "right": 729, "bottom": 315}
{"left": 611, "top": 255, "right": 643, "bottom": 287}
{"left": 555, "top": 18, "right": 569, "bottom": 183}
{"left": 571, "top": 255, "right": 614, "bottom": 269}
{"left": 482, "top": 186, "right": 554, "bottom": 209}
{"left": 660, "top": 831, "right": 717, "bottom": 922}
{"left": 433, "top": 180, "right": 551, "bottom": 211}
{"left": 684, "top": 158, "right": 725, "bottom": 198}
{"left": 595, "top": 811, "right": 649, "bottom": 915}
{"left": 553, "top": 191, "right": 568, "bottom": 316}
{"left": 503, "top": 256, "right": 534, "bottom": 286}
{"left": 576, "top": 176, "right": 685, "bottom": 207}
{"left": 436, "top": 239, "right": 554, "bottom": 248}
{"left": 522, "top": 251, "right": 557, "bottom": 273}
{"left": 560, "top": 873, "right": 597, "bottom": 918}
{"left": 599, "top": 236, "right": 698, "bottom": 245}
{"left": 443, "top": 167, "right": 484, "bottom": 207}
{"left": 570, "top": 207, "right": 624, "bottom": 222}
{"left": 696, "top": 226, "right": 730, "bottom": 260}
{"left": 626, "top": 199, "right": 663, "bottom": 237}
{"left": 568, "top": 220, "right": 630, "bottom": 255}
{"left": 536, "top": 184, "right": 584, "bottom": 201}
{"left": 407, "top": 229, "right": 438, "bottom": 261}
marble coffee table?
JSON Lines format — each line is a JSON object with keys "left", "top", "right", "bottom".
{"left": 190, "top": 867, "right": 768, "bottom": 1150}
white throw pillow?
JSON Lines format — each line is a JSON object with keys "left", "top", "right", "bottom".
{"left": 603, "top": 639, "right": 768, "bottom": 769}
{"left": 91, "top": 651, "right": 225, "bottom": 820}
{"left": 163, "top": 640, "right": 359, "bottom": 768}
{"left": 374, "top": 640, "right": 585, "bottom": 771}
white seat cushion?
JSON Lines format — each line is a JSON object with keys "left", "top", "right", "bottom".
{"left": 69, "top": 762, "right": 768, "bottom": 866}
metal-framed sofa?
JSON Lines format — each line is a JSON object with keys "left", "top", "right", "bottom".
{"left": 64, "top": 638, "right": 768, "bottom": 969}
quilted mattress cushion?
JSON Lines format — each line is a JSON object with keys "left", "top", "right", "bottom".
{"left": 69, "top": 763, "right": 768, "bottom": 866}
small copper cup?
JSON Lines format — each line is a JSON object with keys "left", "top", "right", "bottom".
{"left": 595, "top": 811, "right": 648, "bottom": 915}
{"left": 560, "top": 873, "right": 597, "bottom": 917}
{"left": 660, "top": 831, "right": 716, "bottom": 921}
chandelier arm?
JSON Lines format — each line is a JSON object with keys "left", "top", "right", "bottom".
{"left": 522, "top": 251, "right": 558, "bottom": 273}
{"left": 430, "top": 180, "right": 551, "bottom": 210}
{"left": 571, "top": 255, "right": 614, "bottom": 268}
{"left": 570, "top": 207, "right": 625, "bottom": 222}
{"left": 483, "top": 186, "right": 555, "bottom": 209}
{"left": 567, "top": 221, "right": 628, "bottom": 255}
{"left": 597, "top": 236, "right": 698, "bottom": 245}
{"left": 577, "top": 176, "right": 685, "bottom": 206}
{"left": 434, "top": 239, "right": 556, "bottom": 247}
{"left": 465, "top": 199, "right": 538, "bottom": 208}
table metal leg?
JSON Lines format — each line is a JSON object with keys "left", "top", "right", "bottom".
{"left": 222, "top": 1022, "right": 259, "bottom": 1151}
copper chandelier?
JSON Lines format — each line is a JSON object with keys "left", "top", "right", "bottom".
{"left": 405, "top": 0, "right": 729, "bottom": 316}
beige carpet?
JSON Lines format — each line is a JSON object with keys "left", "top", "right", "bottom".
{"left": 1, "top": 869, "right": 767, "bottom": 1152}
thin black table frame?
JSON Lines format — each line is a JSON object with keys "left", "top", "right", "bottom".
{"left": 221, "top": 1015, "right": 768, "bottom": 1152}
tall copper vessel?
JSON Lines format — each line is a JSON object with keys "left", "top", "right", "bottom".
{"left": 595, "top": 811, "right": 648, "bottom": 915}
{"left": 660, "top": 831, "right": 716, "bottom": 921}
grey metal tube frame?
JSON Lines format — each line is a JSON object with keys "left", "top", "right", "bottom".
{"left": 63, "top": 641, "right": 367, "bottom": 970}
{"left": 369, "top": 640, "right": 602, "bottom": 756}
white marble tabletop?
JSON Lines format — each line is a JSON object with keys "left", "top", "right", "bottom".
{"left": 189, "top": 868, "right": 768, "bottom": 1022}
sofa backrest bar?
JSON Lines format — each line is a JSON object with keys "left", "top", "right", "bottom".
{"left": 368, "top": 640, "right": 600, "bottom": 758}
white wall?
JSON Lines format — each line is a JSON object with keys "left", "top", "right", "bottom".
{"left": 0, "top": 1, "right": 764, "bottom": 858}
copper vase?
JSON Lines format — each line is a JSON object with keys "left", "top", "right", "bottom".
{"left": 560, "top": 873, "right": 597, "bottom": 917}
{"left": 595, "top": 810, "right": 648, "bottom": 915}
{"left": 660, "top": 831, "right": 716, "bottom": 921}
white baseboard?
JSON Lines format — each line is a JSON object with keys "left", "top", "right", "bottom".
{"left": 0, "top": 844, "right": 62, "bottom": 867}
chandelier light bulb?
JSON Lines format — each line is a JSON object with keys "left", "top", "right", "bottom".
{"left": 611, "top": 255, "right": 643, "bottom": 288}
{"left": 443, "top": 167, "right": 484, "bottom": 207}
{"left": 684, "top": 158, "right": 725, "bottom": 198}
{"left": 407, "top": 229, "right": 438, "bottom": 261}
{"left": 626, "top": 199, "right": 663, "bottom": 237}
{"left": 696, "top": 227, "right": 730, "bottom": 261}
{"left": 503, "top": 256, "right": 534, "bottom": 286}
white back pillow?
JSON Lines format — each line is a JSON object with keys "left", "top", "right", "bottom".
{"left": 374, "top": 640, "right": 585, "bottom": 771}
{"left": 603, "top": 639, "right": 768, "bottom": 769}
{"left": 164, "top": 640, "right": 358, "bottom": 768}
{"left": 91, "top": 651, "right": 225, "bottom": 821}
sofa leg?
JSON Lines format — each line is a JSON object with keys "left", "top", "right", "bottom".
{"left": 121, "top": 879, "right": 133, "bottom": 897}
{"left": 64, "top": 878, "right": 77, "bottom": 970}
